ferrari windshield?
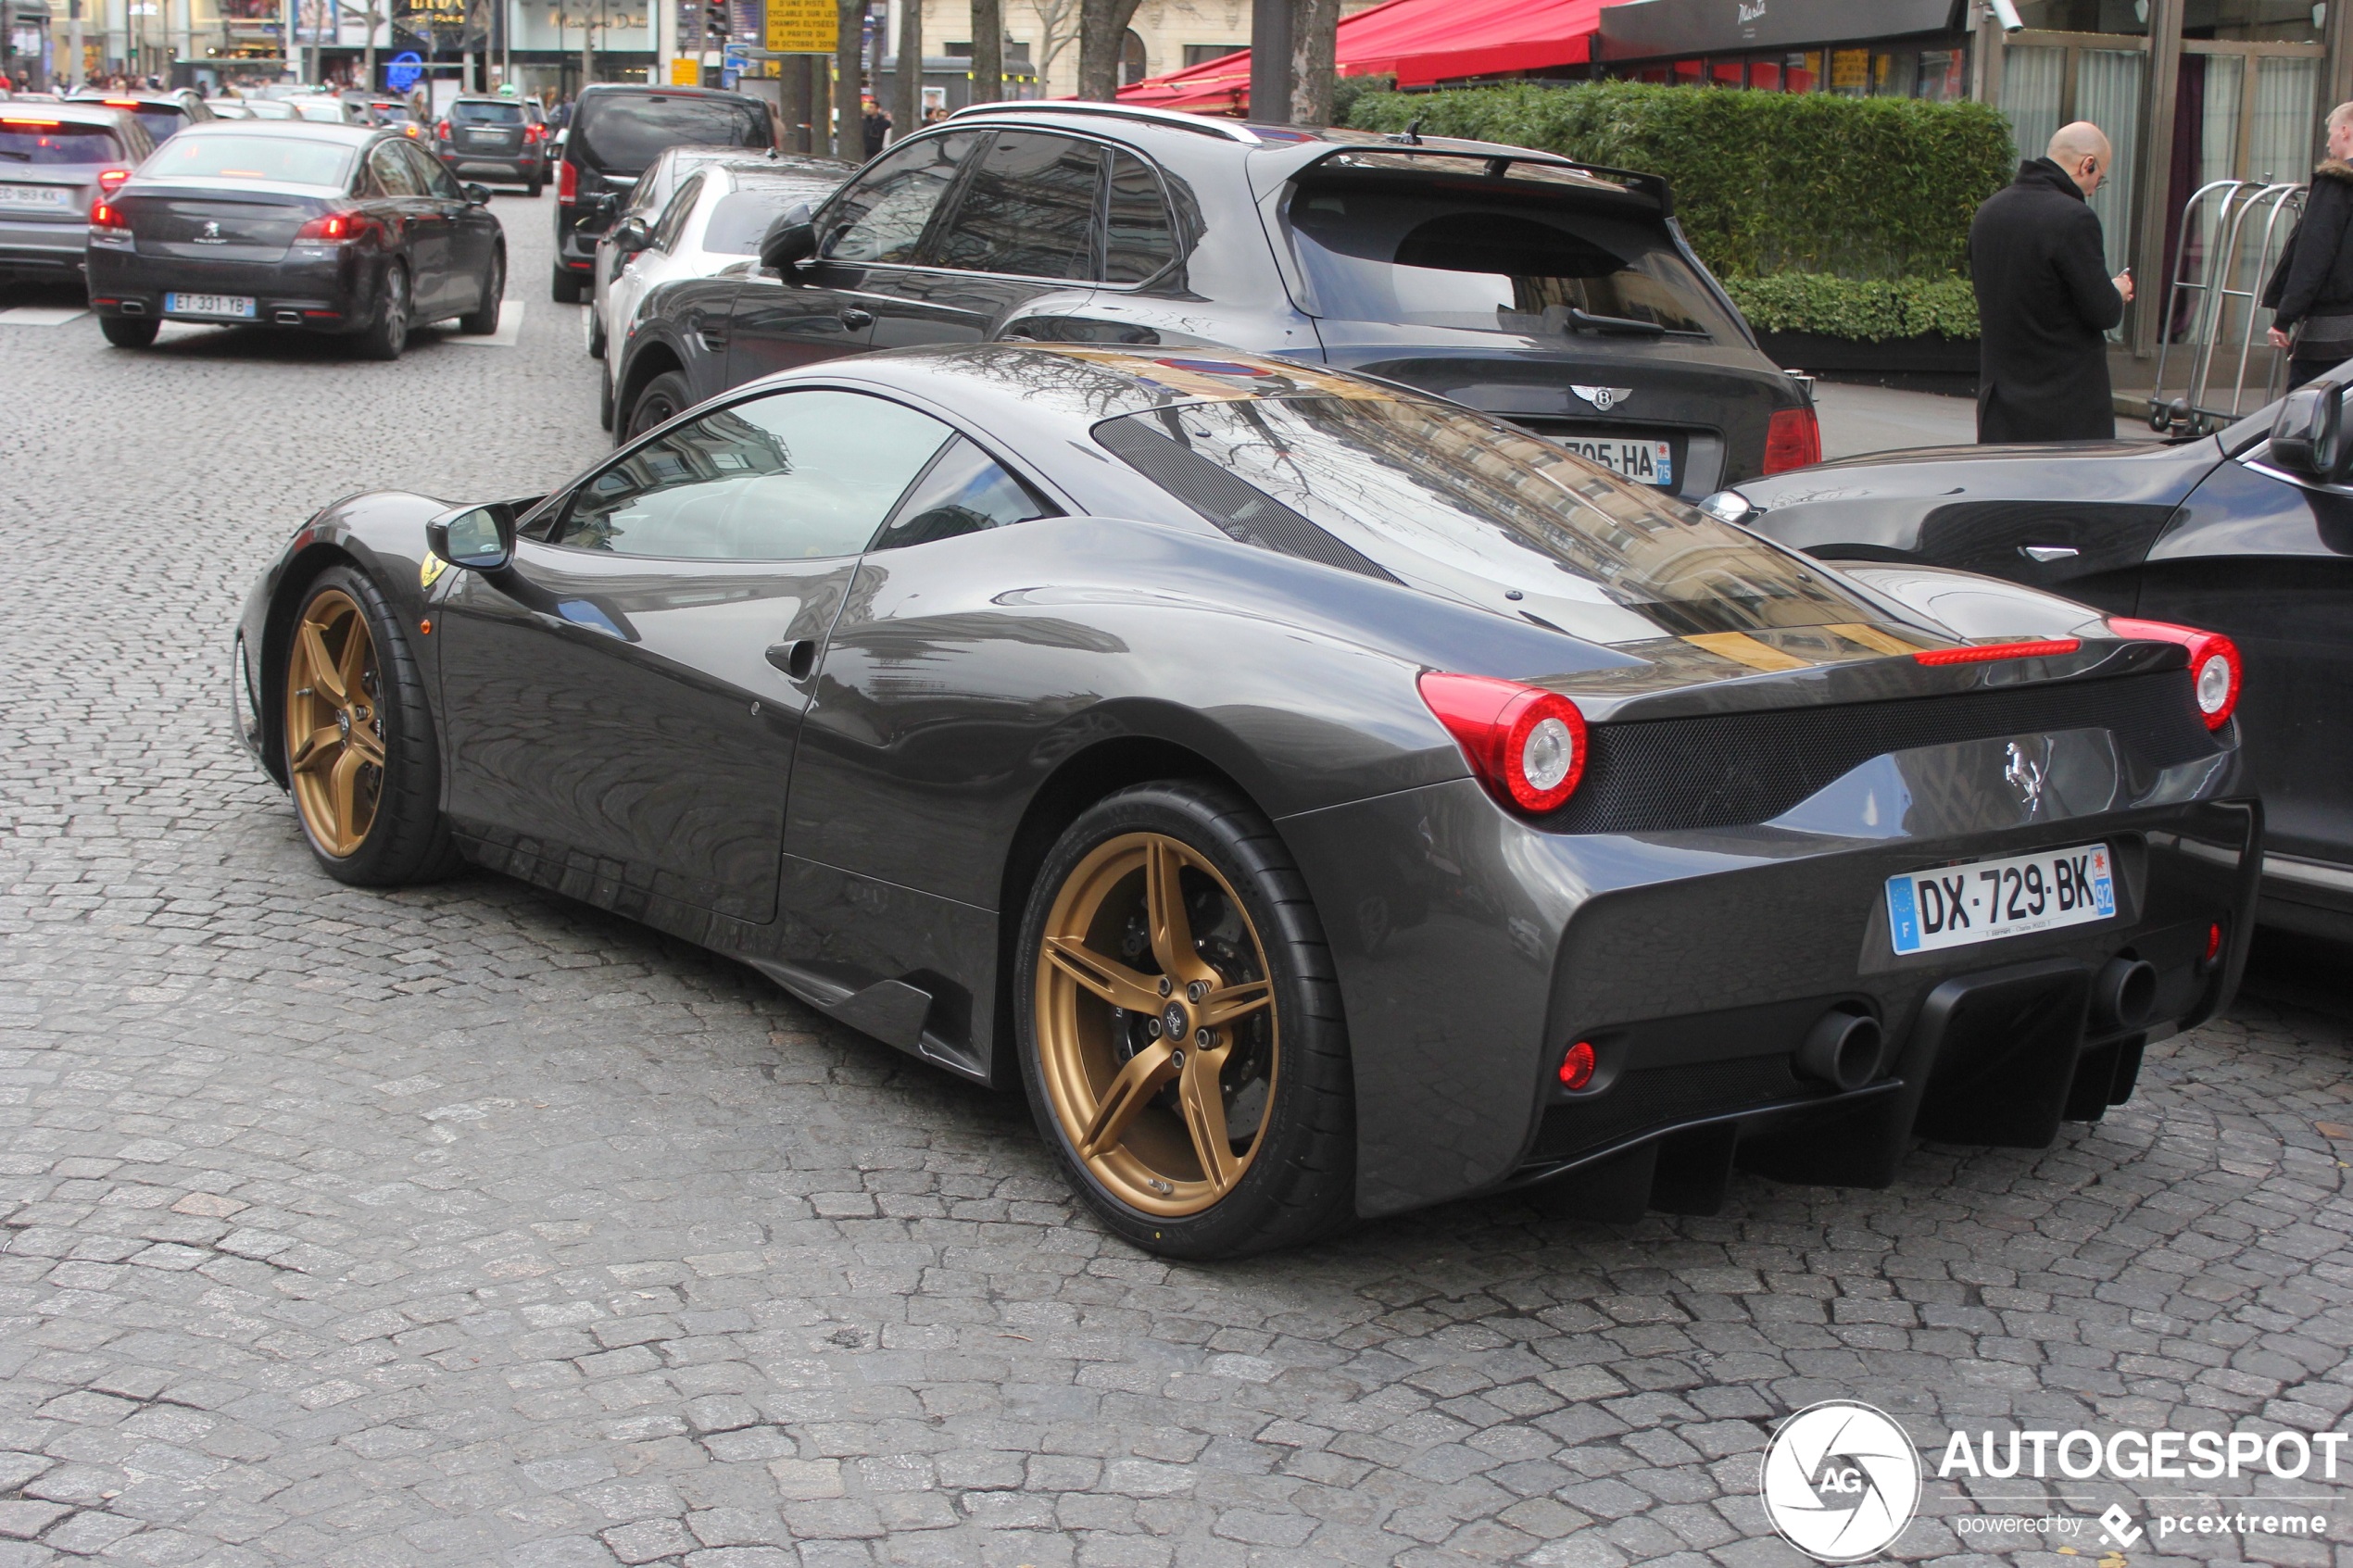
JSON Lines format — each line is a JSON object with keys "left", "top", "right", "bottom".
{"left": 1098, "top": 395, "right": 1874, "bottom": 643}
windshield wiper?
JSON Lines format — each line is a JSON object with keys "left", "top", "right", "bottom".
{"left": 1567, "top": 307, "right": 1667, "bottom": 337}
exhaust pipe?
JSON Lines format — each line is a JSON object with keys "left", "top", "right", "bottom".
{"left": 273, "top": 308, "right": 303, "bottom": 326}
{"left": 2093, "top": 957, "right": 2158, "bottom": 1031}
{"left": 120, "top": 299, "right": 145, "bottom": 314}
{"left": 1796, "top": 1007, "right": 1884, "bottom": 1093}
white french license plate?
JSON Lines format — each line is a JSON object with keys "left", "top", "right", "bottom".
{"left": 1886, "top": 843, "right": 2115, "bottom": 955}
{"left": 1556, "top": 436, "right": 1673, "bottom": 486}
{"left": 0, "top": 183, "right": 70, "bottom": 209}
{"left": 165, "top": 292, "right": 257, "bottom": 319}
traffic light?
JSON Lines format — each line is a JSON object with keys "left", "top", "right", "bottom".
{"left": 704, "top": 0, "right": 725, "bottom": 44}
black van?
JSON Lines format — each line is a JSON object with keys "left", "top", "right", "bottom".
{"left": 552, "top": 84, "right": 775, "bottom": 303}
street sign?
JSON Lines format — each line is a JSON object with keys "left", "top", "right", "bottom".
{"left": 763, "top": 0, "right": 831, "bottom": 54}
{"left": 670, "top": 56, "right": 698, "bottom": 85}
{"left": 384, "top": 49, "right": 422, "bottom": 91}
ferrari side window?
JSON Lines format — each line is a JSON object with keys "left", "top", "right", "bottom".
{"left": 871, "top": 437, "right": 1058, "bottom": 549}
{"left": 555, "top": 389, "right": 953, "bottom": 560}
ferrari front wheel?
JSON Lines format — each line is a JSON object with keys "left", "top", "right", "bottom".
{"left": 281, "top": 567, "right": 459, "bottom": 885}
{"left": 1017, "top": 783, "right": 1354, "bottom": 1258}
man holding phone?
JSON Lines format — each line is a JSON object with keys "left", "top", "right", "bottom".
{"left": 1968, "top": 121, "right": 2134, "bottom": 443}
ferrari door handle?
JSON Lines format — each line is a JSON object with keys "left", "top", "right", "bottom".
{"left": 766, "top": 638, "right": 817, "bottom": 680}
{"left": 839, "top": 307, "right": 875, "bottom": 331}
{"left": 2020, "top": 545, "right": 2080, "bottom": 562}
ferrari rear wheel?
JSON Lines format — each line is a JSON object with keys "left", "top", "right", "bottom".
{"left": 1018, "top": 783, "right": 1353, "bottom": 1258}
{"left": 281, "top": 567, "right": 459, "bottom": 885}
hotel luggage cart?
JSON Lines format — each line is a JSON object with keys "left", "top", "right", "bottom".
{"left": 2147, "top": 178, "right": 2304, "bottom": 437}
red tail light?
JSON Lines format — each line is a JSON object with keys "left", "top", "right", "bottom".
{"left": 558, "top": 159, "right": 578, "bottom": 203}
{"left": 1913, "top": 638, "right": 2082, "bottom": 667}
{"left": 523, "top": 122, "right": 545, "bottom": 143}
{"left": 1417, "top": 671, "right": 1588, "bottom": 813}
{"left": 295, "top": 210, "right": 371, "bottom": 242}
{"left": 1558, "top": 1040, "right": 1596, "bottom": 1090}
{"left": 103, "top": 98, "right": 140, "bottom": 107}
{"left": 2107, "top": 617, "right": 2243, "bottom": 730}
{"left": 1763, "top": 406, "right": 1822, "bottom": 474}
{"left": 95, "top": 167, "right": 132, "bottom": 194}
{"left": 89, "top": 198, "right": 129, "bottom": 229}
{"left": 436, "top": 119, "right": 451, "bottom": 139}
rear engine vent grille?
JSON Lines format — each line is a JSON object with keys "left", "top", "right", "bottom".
{"left": 1554, "top": 671, "right": 2220, "bottom": 834}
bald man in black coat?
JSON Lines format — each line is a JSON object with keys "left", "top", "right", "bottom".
{"left": 1968, "top": 121, "right": 2134, "bottom": 443}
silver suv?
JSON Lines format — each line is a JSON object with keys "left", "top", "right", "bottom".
{"left": 0, "top": 102, "right": 155, "bottom": 285}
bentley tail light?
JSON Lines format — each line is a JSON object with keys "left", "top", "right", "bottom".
{"left": 1763, "top": 406, "right": 1822, "bottom": 473}
{"left": 95, "top": 167, "right": 132, "bottom": 194}
{"left": 1418, "top": 671, "right": 1588, "bottom": 812}
{"left": 558, "top": 159, "right": 578, "bottom": 203}
{"left": 2108, "top": 617, "right": 2242, "bottom": 729}
{"left": 294, "top": 210, "right": 371, "bottom": 242}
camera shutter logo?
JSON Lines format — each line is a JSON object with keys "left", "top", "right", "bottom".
{"left": 1759, "top": 1400, "right": 1921, "bottom": 1562}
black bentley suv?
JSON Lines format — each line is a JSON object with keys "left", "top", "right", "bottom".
{"left": 607, "top": 101, "right": 1818, "bottom": 495}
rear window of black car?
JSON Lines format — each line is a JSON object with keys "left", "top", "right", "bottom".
{"left": 574, "top": 94, "right": 769, "bottom": 173}
{"left": 0, "top": 121, "right": 123, "bottom": 164}
{"left": 146, "top": 132, "right": 354, "bottom": 187}
{"left": 1288, "top": 174, "right": 1738, "bottom": 339}
{"left": 132, "top": 105, "right": 190, "bottom": 141}
{"left": 1098, "top": 395, "right": 1869, "bottom": 640}
{"left": 452, "top": 101, "right": 523, "bottom": 124}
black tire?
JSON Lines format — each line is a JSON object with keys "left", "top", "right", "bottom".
{"left": 598, "top": 365, "right": 616, "bottom": 431}
{"left": 526, "top": 178, "right": 544, "bottom": 198}
{"left": 1014, "top": 782, "right": 1355, "bottom": 1259}
{"left": 624, "top": 370, "right": 690, "bottom": 441}
{"left": 280, "top": 564, "right": 461, "bottom": 886}
{"left": 101, "top": 315, "right": 158, "bottom": 348}
{"left": 586, "top": 308, "right": 605, "bottom": 359}
{"left": 551, "top": 267, "right": 584, "bottom": 304}
{"left": 356, "top": 263, "right": 409, "bottom": 360}
{"left": 459, "top": 248, "right": 504, "bottom": 335}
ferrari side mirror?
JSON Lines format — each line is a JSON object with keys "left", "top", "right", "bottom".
{"left": 759, "top": 205, "right": 815, "bottom": 273}
{"left": 2269, "top": 380, "right": 2349, "bottom": 482}
{"left": 426, "top": 502, "right": 515, "bottom": 572}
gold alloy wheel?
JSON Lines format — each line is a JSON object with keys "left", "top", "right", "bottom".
{"left": 1035, "top": 833, "right": 1278, "bottom": 1218}
{"left": 283, "top": 588, "right": 386, "bottom": 859}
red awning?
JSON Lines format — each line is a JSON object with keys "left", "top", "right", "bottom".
{"left": 1115, "top": 0, "right": 1619, "bottom": 114}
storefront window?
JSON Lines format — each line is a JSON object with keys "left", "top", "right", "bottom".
{"left": 2000, "top": 44, "right": 2064, "bottom": 169}
{"left": 1784, "top": 51, "right": 1819, "bottom": 92}
{"left": 1828, "top": 47, "right": 1869, "bottom": 95}
{"left": 1673, "top": 57, "right": 1705, "bottom": 84}
{"left": 1639, "top": 66, "right": 1669, "bottom": 83}
{"left": 1712, "top": 58, "right": 1744, "bottom": 85}
{"left": 2187, "top": 0, "right": 2322, "bottom": 43}
{"left": 1748, "top": 57, "right": 1781, "bottom": 90}
{"left": 2078, "top": 47, "right": 2144, "bottom": 277}
{"left": 2246, "top": 54, "right": 2319, "bottom": 182}
{"left": 1917, "top": 49, "right": 1965, "bottom": 101}
{"left": 1874, "top": 51, "right": 1920, "bottom": 96}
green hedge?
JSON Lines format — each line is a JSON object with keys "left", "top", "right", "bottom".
{"left": 1343, "top": 82, "right": 2014, "bottom": 337}
{"left": 1721, "top": 274, "right": 1980, "bottom": 341}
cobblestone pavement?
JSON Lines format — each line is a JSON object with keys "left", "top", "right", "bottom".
{"left": 6, "top": 207, "right": 2353, "bottom": 1568}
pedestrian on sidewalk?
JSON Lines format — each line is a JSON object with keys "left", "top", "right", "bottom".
{"left": 2262, "top": 102, "right": 2353, "bottom": 390}
{"left": 1968, "top": 121, "right": 2134, "bottom": 443}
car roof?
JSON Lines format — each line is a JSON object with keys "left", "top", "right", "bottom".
{"left": 579, "top": 83, "right": 766, "bottom": 106}
{"left": 1, "top": 101, "right": 141, "bottom": 130}
{"left": 171, "top": 118, "right": 380, "bottom": 146}
{"left": 771, "top": 342, "right": 1422, "bottom": 432}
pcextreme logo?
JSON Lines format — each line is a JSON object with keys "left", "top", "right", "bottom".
{"left": 1759, "top": 1401, "right": 1924, "bottom": 1562}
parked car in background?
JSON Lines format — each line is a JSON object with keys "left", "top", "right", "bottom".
{"left": 208, "top": 100, "right": 256, "bottom": 119}
{"left": 588, "top": 145, "right": 849, "bottom": 364}
{"left": 1723, "top": 383, "right": 2350, "bottom": 943}
{"left": 66, "top": 88, "right": 213, "bottom": 144}
{"left": 241, "top": 99, "right": 297, "bottom": 121}
{"left": 434, "top": 94, "right": 550, "bottom": 195}
{"left": 551, "top": 83, "right": 774, "bottom": 303}
{"left": 87, "top": 120, "right": 504, "bottom": 359}
{"left": 0, "top": 102, "right": 153, "bottom": 285}
{"left": 606, "top": 103, "right": 1818, "bottom": 493}
{"left": 286, "top": 95, "right": 363, "bottom": 125}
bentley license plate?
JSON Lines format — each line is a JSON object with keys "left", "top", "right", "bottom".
{"left": 1555, "top": 436, "right": 1673, "bottom": 486}
{"left": 165, "top": 293, "right": 258, "bottom": 319}
{"left": 1886, "top": 843, "right": 2115, "bottom": 955}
